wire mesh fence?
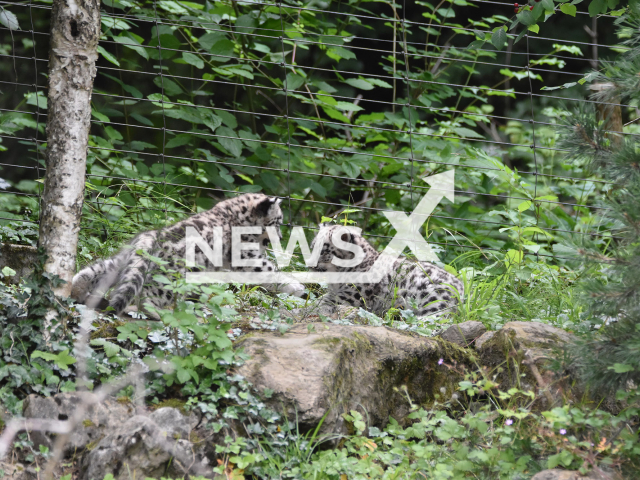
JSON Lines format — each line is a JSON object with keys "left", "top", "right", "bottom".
{"left": 0, "top": 0, "right": 631, "bottom": 269}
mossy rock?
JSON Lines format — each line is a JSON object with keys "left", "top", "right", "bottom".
{"left": 478, "top": 321, "right": 579, "bottom": 408}
{"left": 235, "top": 323, "right": 475, "bottom": 435}
{"left": 0, "top": 243, "right": 38, "bottom": 284}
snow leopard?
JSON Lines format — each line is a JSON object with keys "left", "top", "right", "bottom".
{"left": 71, "top": 193, "right": 305, "bottom": 316}
{"left": 309, "top": 224, "right": 463, "bottom": 317}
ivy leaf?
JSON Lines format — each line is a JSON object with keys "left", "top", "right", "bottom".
{"left": 2, "top": 266, "right": 16, "bottom": 277}
{"left": 0, "top": 9, "right": 19, "bottom": 30}
{"left": 32, "top": 349, "right": 76, "bottom": 371}
{"left": 90, "top": 339, "right": 122, "bottom": 358}
{"left": 491, "top": 28, "right": 507, "bottom": 50}
{"left": 561, "top": 3, "right": 577, "bottom": 16}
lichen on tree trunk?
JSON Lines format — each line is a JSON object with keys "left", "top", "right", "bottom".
{"left": 39, "top": 0, "right": 101, "bottom": 297}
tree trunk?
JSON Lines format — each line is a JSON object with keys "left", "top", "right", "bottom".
{"left": 39, "top": 0, "right": 101, "bottom": 297}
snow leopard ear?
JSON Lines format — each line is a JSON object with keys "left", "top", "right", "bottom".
{"left": 256, "top": 196, "right": 280, "bottom": 216}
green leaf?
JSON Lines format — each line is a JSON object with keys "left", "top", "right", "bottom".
{"left": 182, "top": 52, "right": 204, "bottom": 69}
{"left": 0, "top": 9, "right": 19, "bottom": 30}
{"left": 101, "top": 15, "right": 130, "bottom": 31}
{"left": 158, "top": 0, "right": 189, "bottom": 14}
{"left": 32, "top": 349, "right": 76, "bottom": 370}
{"left": 588, "top": 0, "right": 606, "bottom": 15}
{"left": 217, "top": 127, "right": 242, "bottom": 157}
{"left": 345, "top": 78, "right": 374, "bottom": 90}
{"left": 147, "top": 93, "right": 174, "bottom": 108}
{"left": 198, "top": 32, "right": 226, "bottom": 51}
{"left": 112, "top": 34, "right": 149, "bottom": 60}
{"left": 202, "top": 111, "right": 222, "bottom": 132}
{"left": 2, "top": 266, "right": 16, "bottom": 277}
{"left": 286, "top": 72, "right": 305, "bottom": 90}
{"left": 165, "top": 134, "right": 191, "bottom": 148}
{"left": 90, "top": 339, "right": 122, "bottom": 358}
{"left": 517, "top": 10, "right": 536, "bottom": 25}
{"left": 209, "top": 39, "right": 235, "bottom": 61}
{"left": 541, "top": 0, "right": 555, "bottom": 10}
{"left": 237, "top": 174, "right": 253, "bottom": 185}
{"left": 491, "top": 28, "right": 507, "bottom": 51}
{"left": 528, "top": 24, "right": 539, "bottom": 33}
{"left": 366, "top": 78, "right": 393, "bottom": 88}
{"left": 609, "top": 363, "right": 634, "bottom": 373}
{"left": 561, "top": 3, "right": 577, "bottom": 16}
{"left": 452, "top": 127, "right": 484, "bottom": 139}
{"left": 518, "top": 200, "right": 533, "bottom": 212}
{"left": 25, "top": 91, "right": 47, "bottom": 110}
{"left": 342, "top": 161, "right": 360, "bottom": 178}
{"left": 176, "top": 368, "right": 191, "bottom": 383}
{"left": 326, "top": 46, "right": 356, "bottom": 61}
{"left": 321, "top": 106, "right": 351, "bottom": 124}
{"left": 97, "top": 46, "right": 120, "bottom": 66}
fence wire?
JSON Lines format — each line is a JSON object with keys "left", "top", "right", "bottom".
{"left": 0, "top": 0, "right": 629, "bottom": 266}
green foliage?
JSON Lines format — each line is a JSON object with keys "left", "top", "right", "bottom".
{"left": 0, "top": 253, "right": 75, "bottom": 415}
{"left": 1, "top": 0, "right": 610, "bottom": 272}
{"left": 558, "top": 9, "right": 640, "bottom": 392}
{"left": 217, "top": 375, "right": 640, "bottom": 479}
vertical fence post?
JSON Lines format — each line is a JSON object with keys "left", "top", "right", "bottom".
{"left": 38, "top": 0, "right": 101, "bottom": 296}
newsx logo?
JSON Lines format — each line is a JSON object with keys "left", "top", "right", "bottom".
{"left": 185, "top": 170, "right": 455, "bottom": 285}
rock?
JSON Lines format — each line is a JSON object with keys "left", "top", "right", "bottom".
{"left": 478, "top": 321, "right": 577, "bottom": 407}
{"left": 22, "top": 392, "right": 133, "bottom": 455}
{"left": 440, "top": 321, "right": 486, "bottom": 346}
{"left": 235, "top": 322, "right": 473, "bottom": 435}
{"left": 531, "top": 469, "right": 602, "bottom": 480}
{"left": 0, "top": 244, "right": 38, "bottom": 284}
{"left": 0, "top": 461, "right": 26, "bottom": 480}
{"left": 474, "top": 331, "right": 495, "bottom": 350}
{"left": 80, "top": 407, "right": 213, "bottom": 480}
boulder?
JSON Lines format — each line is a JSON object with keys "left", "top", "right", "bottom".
{"left": 474, "top": 331, "right": 495, "bottom": 350}
{"left": 478, "top": 321, "right": 577, "bottom": 407}
{"left": 22, "top": 392, "right": 133, "bottom": 455}
{"left": 235, "top": 322, "right": 474, "bottom": 435}
{"left": 440, "top": 321, "right": 486, "bottom": 346}
{"left": 0, "top": 244, "right": 38, "bottom": 284}
{"left": 80, "top": 407, "right": 213, "bottom": 480}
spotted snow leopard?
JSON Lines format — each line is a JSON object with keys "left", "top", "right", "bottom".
{"left": 71, "top": 193, "right": 305, "bottom": 316}
{"left": 309, "top": 224, "right": 463, "bottom": 317}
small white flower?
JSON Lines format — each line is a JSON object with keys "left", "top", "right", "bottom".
{"left": 438, "top": 358, "right": 444, "bottom": 365}
{"left": 505, "top": 419, "right": 513, "bottom": 426}
{"left": 559, "top": 428, "right": 567, "bottom": 435}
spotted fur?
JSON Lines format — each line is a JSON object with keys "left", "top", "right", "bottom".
{"left": 71, "top": 193, "right": 305, "bottom": 316}
{"left": 310, "top": 224, "right": 463, "bottom": 317}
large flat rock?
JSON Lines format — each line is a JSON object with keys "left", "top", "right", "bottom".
{"left": 235, "top": 323, "right": 473, "bottom": 434}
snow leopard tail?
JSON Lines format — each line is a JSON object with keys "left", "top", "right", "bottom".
{"left": 71, "top": 231, "right": 158, "bottom": 313}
